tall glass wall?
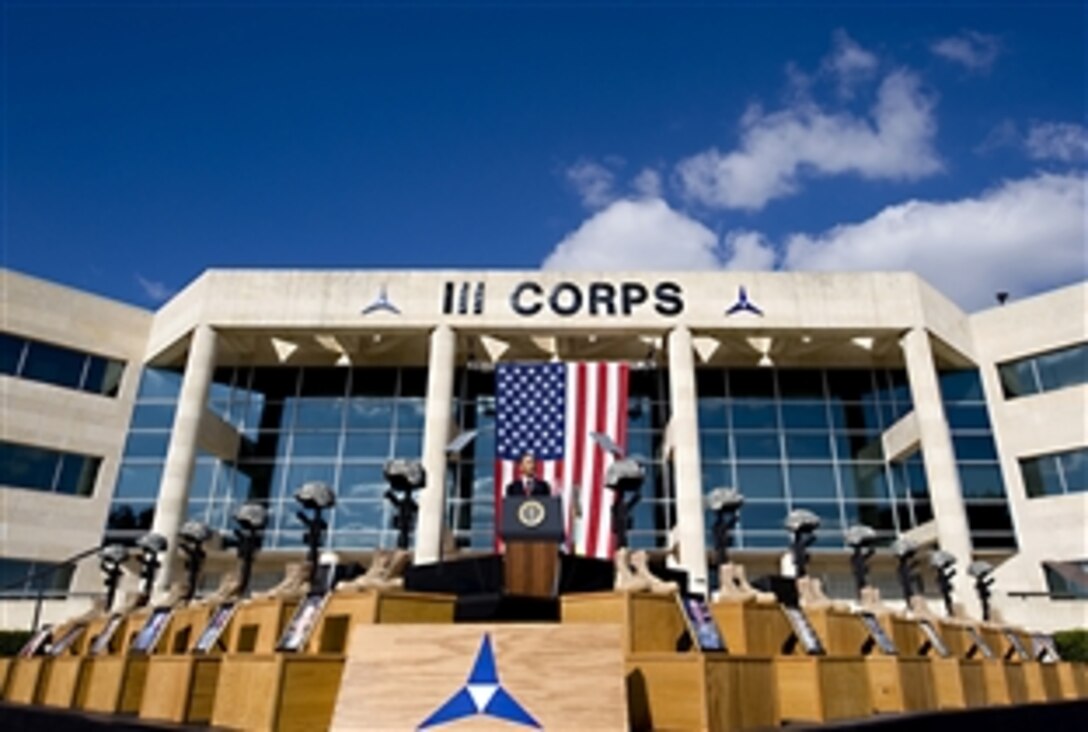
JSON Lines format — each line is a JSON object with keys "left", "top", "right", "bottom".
{"left": 938, "top": 370, "right": 1016, "bottom": 549}
{"left": 697, "top": 367, "right": 925, "bottom": 550}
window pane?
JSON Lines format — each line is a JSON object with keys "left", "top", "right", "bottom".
{"left": 1058, "top": 449, "right": 1087, "bottom": 493}
{"left": 841, "top": 501, "right": 896, "bottom": 532}
{"left": 701, "top": 463, "right": 732, "bottom": 492}
{"left": 952, "top": 435, "right": 999, "bottom": 462}
{"left": 113, "top": 464, "right": 164, "bottom": 500}
{"left": 729, "top": 369, "right": 775, "bottom": 398}
{"left": 828, "top": 402, "right": 883, "bottom": 434}
{"left": 959, "top": 464, "right": 1006, "bottom": 499}
{"left": 394, "top": 430, "right": 423, "bottom": 459}
{"left": 839, "top": 462, "right": 889, "bottom": 501}
{"left": 333, "top": 501, "right": 385, "bottom": 532}
{"left": 190, "top": 460, "right": 218, "bottom": 499}
{"left": 298, "top": 367, "right": 349, "bottom": 397}
{"left": 793, "top": 501, "right": 843, "bottom": 532}
{"left": 939, "top": 370, "right": 985, "bottom": 402}
{"left": 0, "top": 442, "right": 60, "bottom": 491}
{"left": 346, "top": 399, "right": 395, "bottom": 430}
{"left": 945, "top": 404, "right": 992, "bottom": 431}
{"left": 730, "top": 400, "right": 778, "bottom": 430}
{"left": 1036, "top": 345, "right": 1088, "bottom": 393}
{"left": 21, "top": 341, "right": 86, "bottom": 389}
{"left": 338, "top": 464, "right": 386, "bottom": 501}
{"left": 123, "top": 432, "right": 171, "bottom": 458}
{"left": 395, "top": 399, "right": 426, "bottom": 430}
{"left": 738, "top": 501, "right": 788, "bottom": 531}
{"left": 137, "top": 368, "right": 183, "bottom": 399}
{"left": 292, "top": 398, "right": 345, "bottom": 430}
{"left": 343, "top": 431, "right": 393, "bottom": 460}
{"left": 736, "top": 464, "right": 785, "bottom": 499}
{"left": 998, "top": 361, "right": 1037, "bottom": 398}
{"left": 107, "top": 502, "right": 155, "bottom": 533}
{"left": 734, "top": 433, "right": 781, "bottom": 460}
{"left": 0, "top": 334, "right": 25, "bottom": 375}
{"left": 826, "top": 370, "right": 877, "bottom": 402}
{"left": 788, "top": 464, "right": 838, "bottom": 500}
{"left": 697, "top": 400, "right": 728, "bottom": 430}
{"left": 777, "top": 371, "right": 826, "bottom": 399}
{"left": 84, "top": 357, "right": 125, "bottom": 397}
{"left": 833, "top": 433, "right": 883, "bottom": 461}
{"left": 350, "top": 368, "right": 397, "bottom": 396}
{"left": 780, "top": 403, "right": 829, "bottom": 429}
{"left": 130, "top": 404, "right": 176, "bottom": 429}
{"left": 785, "top": 433, "right": 834, "bottom": 460}
{"left": 55, "top": 455, "right": 99, "bottom": 497}
{"left": 699, "top": 431, "right": 730, "bottom": 462}
{"left": 290, "top": 432, "right": 342, "bottom": 459}
{"left": 965, "top": 502, "right": 1015, "bottom": 534}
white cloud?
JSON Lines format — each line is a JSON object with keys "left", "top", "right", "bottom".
{"left": 722, "top": 230, "right": 776, "bottom": 271}
{"left": 566, "top": 159, "right": 617, "bottom": 209}
{"left": 782, "top": 172, "right": 1086, "bottom": 311}
{"left": 135, "top": 274, "right": 174, "bottom": 303}
{"left": 823, "top": 30, "right": 878, "bottom": 97}
{"left": 1025, "top": 122, "right": 1088, "bottom": 163}
{"left": 931, "top": 31, "right": 1000, "bottom": 72}
{"left": 676, "top": 70, "right": 941, "bottom": 210}
{"left": 542, "top": 198, "right": 720, "bottom": 271}
{"left": 631, "top": 168, "right": 662, "bottom": 199}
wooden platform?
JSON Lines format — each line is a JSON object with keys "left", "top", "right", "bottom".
{"left": 224, "top": 597, "right": 300, "bottom": 654}
{"left": 773, "top": 656, "right": 870, "bottom": 723}
{"left": 305, "top": 589, "right": 456, "bottom": 654}
{"left": 211, "top": 653, "right": 344, "bottom": 732}
{"left": 5, "top": 657, "right": 48, "bottom": 705}
{"left": 709, "top": 599, "right": 790, "bottom": 656}
{"left": 562, "top": 591, "right": 688, "bottom": 654}
{"left": 79, "top": 656, "right": 148, "bottom": 714}
{"left": 929, "top": 656, "right": 968, "bottom": 709}
{"left": 627, "top": 652, "right": 777, "bottom": 732}
{"left": 39, "top": 656, "right": 89, "bottom": 708}
{"left": 138, "top": 656, "right": 221, "bottom": 724}
{"left": 864, "top": 655, "right": 935, "bottom": 713}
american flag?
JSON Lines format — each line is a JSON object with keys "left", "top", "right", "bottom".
{"left": 494, "top": 361, "right": 630, "bottom": 559}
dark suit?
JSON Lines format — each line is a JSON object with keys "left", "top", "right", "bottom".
{"left": 504, "top": 476, "right": 552, "bottom": 498}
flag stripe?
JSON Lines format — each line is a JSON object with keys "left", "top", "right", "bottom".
{"left": 494, "top": 361, "right": 628, "bottom": 559}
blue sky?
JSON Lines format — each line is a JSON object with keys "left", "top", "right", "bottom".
{"left": 2, "top": 1, "right": 1085, "bottom": 310}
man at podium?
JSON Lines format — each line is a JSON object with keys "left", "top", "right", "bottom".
{"left": 504, "top": 452, "right": 552, "bottom": 498}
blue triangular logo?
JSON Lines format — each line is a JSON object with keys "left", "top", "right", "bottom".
{"left": 418, "top": 634, "right": 541, "bottom": 730}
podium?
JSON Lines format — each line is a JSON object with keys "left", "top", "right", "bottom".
{"left": 502, "top": 495, "right": 563, "bottom": 598}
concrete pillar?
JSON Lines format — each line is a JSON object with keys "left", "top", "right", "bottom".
{"left": 900, "top": 327, "right": 979, "bottom": 617}
{"left": 151, "top": 324, "right": 218, "bottom": 591}
{"left": 667, "top": 326, "right": 709, "bottom": 595}
{"left": 414, "top": 325, "right": 456, "bottom": 563}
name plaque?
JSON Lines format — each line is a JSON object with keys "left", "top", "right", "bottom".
{"left": 782, "top": 606, "right": 826, "bottom": 656}
{"left": 858, "top": 611, "right": 898, "bottom": 655}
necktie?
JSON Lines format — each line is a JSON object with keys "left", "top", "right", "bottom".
{"left": 524, "top": 478, "right": 531, "bottom": 496}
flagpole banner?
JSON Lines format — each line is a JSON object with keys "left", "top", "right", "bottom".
{"left": 331, "top": 624, "right": 626, "bottom": 731}
{"left": 493, "top": 362, "right": 630, "bottom": 558}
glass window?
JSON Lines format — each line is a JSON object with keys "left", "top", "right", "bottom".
{"left": 395, "top": 399, "right": 427, "bottom": 430}
{"left": 785, "top": 433, "right": 834, "bottom": 460}
{"left": 343, "top": 431, "right": 393, "bottom": 460}
{"left": 130, "top": 404, "right": 177, "bottom": 429}
{"left": 780, "top": 403, "right": 829, "bottom": 429}
{"left": 1059, "top": 449, "right": 1087, "bottom": 493}
{"left": 697, "top": 400, "right": 728, "bottom": 430}
{"left": 106, "top": 501, "right": 155, "bottom": 534}
{"left": 828, "top": 402, "right": 883, "bottom": 434}
{"left": 998, "top": 360, "right": 1037, "bottom": 398}
{"left": 833, "top": 433, "right": 883, "bottom": 461}
{"left": 734, "top": 432, "right": 781, "bottom": 461}
{"left": 702, "top": 463, "right": 732, "bottom": 492}
{"left": 350, "top": 368, "right": 398, "bottom": 396}
{"left": 826, "top": 370, "right": 877, "bottom": 402}
{"left": 945, "top": 404, "right": 992, "bottom": 431}
{"left": 346, "top": 399, "right": 395, "bottom": 430}
{"left": 696, "top": 370, "right": 726, "bottom": 397}
{"left": 113, "top": 464, "right": 164, "bottom": 500}
{"left": 298, "top": 367, "right": 349, "bottom": 397}
{"left": 1035, "top": 344, "right": 1088, "bottom": 393}
{"left": 939, "top": 370, "right": 985, "bottom": 403}
{"left": 735, "top": 464, "right": 785, "bottom": 500}
{"left": 338, "top": 464, "right": 386, "bottom": 501}
{"left": 738, "top": 501, "right": 788, "bottom": 531}
{"left": 794, "top": 501, "right": 843, "bottom": 532}
{"left": 1021, "top": 448, "right": 1088, "bottom": 497}
{"left": 333, "top": 500, "right": 385, "bottom": 532}
{"left": 729, "top": 369, "right": 775, "bottom": 399}
{"left": 699, "top": 431, "right": 731, "bottom": 462}
{"left": 137, "top": 367, "right": 184, "bottom": 400}
{"left": 394, "top": 430, "right": 424, "bottom": 459}
{"left": 0, "top": 333, "right": 24, "bottom": 374}
{"left": 289, "top": 432, "right": 342, "bottom": 459}
{"left": 190, "top": 460, "right": 219, "bottom": 500}
{"left": 911, "top": 500, "right": 934, "bottom": 524}
{"left": 958, "top": 464, "right": 1006, "bottom": 499}
{"left": 55, "top": 455, "right": 100, "bottom": 497}
{"left": 777, "top": 371, "right": 825, "bottom": 399}
{"left": 730, "top": 400, "right": 778, "bottom": 430}
{"left": 292, "top": 398, "right": 345, "bottom": 430}
{"left": 841, "top": 501, "right": 896, "bottom": 532}
{"left": 788, "top": 464, "right": 838, "bottom": 500}
{"left": 839, "top": 462, "right": 889, "bottom": 501}
{"left": 0, "top": 441, "right": 60, "bottom": 491}
{"left": 21, "top": 340, "right": 86, "bottom": 390}
{"left": 123, "top": 432, "right": 171, "bottom": 459}
{"left": 952, "top": 435, "right": 999, "bottom": 462}
{"left": 282, "top": 463, "right": 337, "bottom": 497}
{"left": 84, "top": 357, "right": 124, "bottom": 397}
{"left": 965, "top": 502, "right": 1015, "bottom": 535}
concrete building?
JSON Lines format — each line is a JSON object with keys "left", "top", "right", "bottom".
{"left": 1, "top": 267, "right": 1085, "bottom": 631}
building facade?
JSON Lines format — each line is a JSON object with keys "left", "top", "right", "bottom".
{"left": 1, "top": 268, "right": 1085, "bottom": 630}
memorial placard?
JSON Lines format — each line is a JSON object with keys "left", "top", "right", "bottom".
{"left": 1002, "top": 629, "right": 1030, "bottom": 661}
{"left": 677, "top": 594, "right": 727, "bottom": 652}
{"left": 90, "top": 614, "right": 124, "bottom": 655}
{"left": 917, "top": 619, "right": 951, "bottom": 658}
{"left": 192, "top": 603, "right": 236, "bottom": 654}
{"left": 966, "top": 626, "right": 995, "bottom": 659}
{"left": 782, "top": 606, "right": 826, "bottom": 655}
{"left": 276, "top": 594, "right": 326, "bottom": 652}
{"left": 858, "top": 611, "right": 898, "bottom": 655}
{"left": 130, "top": 607, "right": 172, "bottom": 655}
{"left": 48, "top": 623, "right": 86, "bottom": 656}
{"left": 18, "top": 626, "right": 52, "bottom": 657}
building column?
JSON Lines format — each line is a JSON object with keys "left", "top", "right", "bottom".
{"left": 414, "top": 325, "right": 456, "bottom": 563}
{"left": 667, "top": 326, "right": 709, "bottom": 596}
{"left": 151, "top": 324, "right": 218, "bottom": 591}
{"left": 901, "top": 327, "right": 979, "bottom": 616}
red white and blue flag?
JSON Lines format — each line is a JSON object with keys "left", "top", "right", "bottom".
{"left": 494, "top": 361, "right": 630, "bottom": 559}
